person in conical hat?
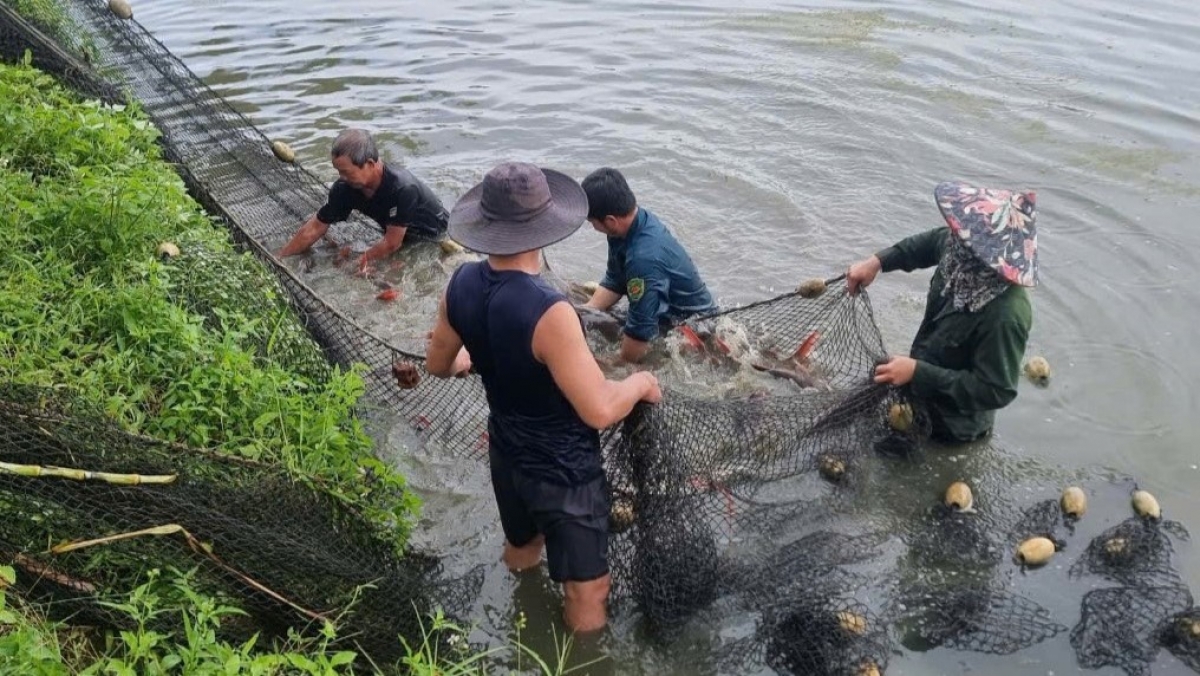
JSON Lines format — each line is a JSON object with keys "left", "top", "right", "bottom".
{"left": 423, "top": 161, "right": 662, "bottom": 633}
{"left": 841, "top": 181, "right": 1038, "bottom": 443}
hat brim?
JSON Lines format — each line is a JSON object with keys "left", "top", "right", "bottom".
{"left": 448, "top": 168, "right": 588, "bottom": 256}
{"left": 935, "top": 181, "right": 1039, "bottom": 288}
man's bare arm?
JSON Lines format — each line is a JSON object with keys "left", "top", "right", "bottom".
{"left": 426, "top": 295, "right": 472, "bottom": 377}
{"left": 534, "top": 302, "right": 661, "bottom": 429}
{"left": 585, "top": 286, "right": 621, "bottom": 312}
{"left": 618, "top": 334, "right": 651, "bottom": 364}
{"left": 360, "top": 224, "right": 408, "bottom": 270}
{"left": 279, "top": 215, "right": 331, "bottom": 257}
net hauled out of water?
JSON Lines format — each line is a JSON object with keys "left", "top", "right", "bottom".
{"left": 3, "top": 3, "right": 1200, "bottom": 674}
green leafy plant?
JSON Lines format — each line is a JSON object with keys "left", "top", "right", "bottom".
{"left": 0, "top": 59, "right": 419, "bottom": 542}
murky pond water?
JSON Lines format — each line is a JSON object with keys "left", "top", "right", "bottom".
{"left": 133, "top": 0, "right": 1200, "bottom": 672}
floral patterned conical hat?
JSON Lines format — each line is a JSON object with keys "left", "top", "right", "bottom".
{"left": 935, "top": 181, "right": 1038, "bottom": 287}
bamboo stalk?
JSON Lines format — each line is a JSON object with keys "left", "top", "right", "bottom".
{"left": 12, "top": 553, "right": 97, "bottom": 594}
{"left": 48, "top": 524, "right": 327, "bottom": 622}
{"left": 50, "top": 524, "right": 184, "bottom": 554}
{"left": 0, "top": 461, "right": 176, "bottom": 485}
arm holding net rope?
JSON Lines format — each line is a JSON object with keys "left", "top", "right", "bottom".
{"left": 874, "top": 227, "right": 948, "bottom": 274}
{"left": 426, "top": 293, "right": 472, "bottom": 377}
{"left": 535, "top": 302, "right": 662, "bottom": 429}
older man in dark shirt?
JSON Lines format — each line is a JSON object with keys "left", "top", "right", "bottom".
{"left": 278, "top": 128, "right": 448, "bottom": 271}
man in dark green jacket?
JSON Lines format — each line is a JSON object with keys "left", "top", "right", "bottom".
{"left": 844, "top": 181, "right": 1038, "bottom": 442}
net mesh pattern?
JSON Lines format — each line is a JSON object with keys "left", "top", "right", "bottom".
{"left": 0, "top": 386, "right": 481, "bottom": 665}
{"left": 1070, "top": 585, "right": 1194, "bottom": 676}
{"left": 1160, "top": 607, "right": 1200, "bottom": 673}
{"left": 1069, "top": 517, "right": 1184, "bottom": 588}
{"left": 3, "top": 4, "right": 1198, "bottom": 674}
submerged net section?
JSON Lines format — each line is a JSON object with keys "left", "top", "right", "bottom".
{"left": 1069, "top": 517, "right": 1183, "bottom": 588}
{"left": 1070, "top": 585, "right": 1193, "bottom": 676}
{"left": 0, "top": 385, "right": 481, "bottom": 665}
{"left": 1161, "top": 607, "right": 1200, "bottom": 673}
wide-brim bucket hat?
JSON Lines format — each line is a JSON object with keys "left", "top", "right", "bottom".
{"left": 935, "top": 181, "right": 1039, "bottom": 287}
{"left": 449, "top": 162, "right": 588, "bottom": 255}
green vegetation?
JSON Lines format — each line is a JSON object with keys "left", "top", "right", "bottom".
{"left": 0, "top": 56, "right": 417, "bottom": 534}
{"left": 7, "top": 0, "right": 96, "bottom": 61}
{"left": 0, "top": 9, "right": 589, "bottom": 674}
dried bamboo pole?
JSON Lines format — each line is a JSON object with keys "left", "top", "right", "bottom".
{"left": 12, "top": 553, "right": 97, "bottom": 594}
{"left": 48, "top": 525, "right": 326, "bottom": 622}
{"left": 0, "top": 461, "right": 176, "bottom": 485}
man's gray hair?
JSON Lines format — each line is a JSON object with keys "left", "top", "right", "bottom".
{"left": 330, "top": 128, "right": 379, "bottom": 167}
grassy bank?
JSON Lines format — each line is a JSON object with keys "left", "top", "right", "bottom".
{"left": 0, "top": 53, "right": 427, "bottom": 672}
{"left": 0, "top": 56, "right": 417, "bottom": 531}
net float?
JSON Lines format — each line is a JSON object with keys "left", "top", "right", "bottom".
{"left": 887, "top": 402, "right": 914, "bottom": 432}
{"left": 817, "top": 455, "right": 846, "bottom": 483}
{"left": 1101, "top": 536, "right": 1130, "bottom": 563}
{"left": 944, "top": 481, "right": 975, "bottom": 513}
{"left": 1024, "top": 356, "right": 1051, "bottom": 385}
{"left": 108, "top": 0, "right": 133, "bottom": 20}
{"left": 610, "top": 497, "right": 636, "bottom": 534}
{"left": 1132, "top": 489, "right": 1161, "bottom": 520}
{"left": 1061, "top": 486, "right": 1087, "bottom": 519}
{"left": 270, "top": 140, "right": 295, "bottom": 164}
{"left": 797, "top": 278, "right": 826, "bottom": 299}
{"left": 836, "top": 610, "right": 867, "bottom": 636}
{"left": 1015, "top": 536, "right": 1056, "bottom": 567}
{"left": 439, "top": 238, "right": 465, "bottom": 255}
{"left": 856, "top": 661, "right": 882, "bottom": 676}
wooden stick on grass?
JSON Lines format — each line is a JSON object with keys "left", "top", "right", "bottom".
{"left": 48, "top": 524, "right": 326, "bottom": 622}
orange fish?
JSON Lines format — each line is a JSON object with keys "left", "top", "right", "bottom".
{"left": 376, "top": 288, "right": 400, "bottom": 302}
{"left": 714, "top": 335, "right": 732, "bottom": 355}
{"left": 677, "top": 324, "right": 705, "bottom": 352}
{"left": 793, "top": 330, "right": 820, "bottom": 364}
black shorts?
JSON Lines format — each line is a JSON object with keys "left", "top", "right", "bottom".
{"left": 489, "top": 451, "right": 609, "bottom": 583}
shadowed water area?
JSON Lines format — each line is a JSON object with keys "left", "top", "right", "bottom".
{"left": 130, "top": 0, "right": 1200, "bottom": 672}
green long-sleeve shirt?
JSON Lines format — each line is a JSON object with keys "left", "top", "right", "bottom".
{"left": 875, "top": 228, "right": 1032, "bottom": 442}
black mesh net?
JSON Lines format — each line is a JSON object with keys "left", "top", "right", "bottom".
{"left": 0, "top": 385, "right": 482, "bottom": 666}
{"left": 1160, "top": 607, "right": 1200, "bottom": 673}
{"left": 1069, "top": 517, "right": 1184, "bottom": 588}
{"left": 1070, "top": 585, "right": 1194, "bottom": 676}
{"left": 722, "top": 595, "right": 893, "bottom": 676}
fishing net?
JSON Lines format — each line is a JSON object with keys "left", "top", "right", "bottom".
{"left": 4, "top": 3, "right": 1196, "bottom": 675}
{"left": 1160, "top": 607, "right": 1200, "bottom": 673}
{"left": 0, "top": 385, "right": 481, "bottom": 666}
{"left": 1070, "top": 585, "right": 1194, "bottom": 676}
{"left": 1007, "top": 498, "right": 1069, "bottom": 544}
{"left": 1069, "top": 517, "right": 1184, "bottom": 588}
{"left": 719, "top": 595, "right": 892, "bottom": 676}
{"left": 888, "top": 569, "right": 1067, "bottom": 656}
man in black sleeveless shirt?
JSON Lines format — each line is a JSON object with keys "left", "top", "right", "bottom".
{"left": 277, "top": 128, "right": 448, "bottom": 272}
{"left": 424, "top": 162, "right": 662, "bottom": 633}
